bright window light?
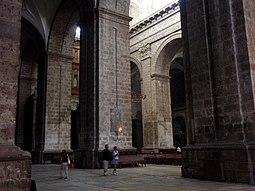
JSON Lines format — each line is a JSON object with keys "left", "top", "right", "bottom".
{"left": 75, "top": 26, "right": 80, "bottom": 41}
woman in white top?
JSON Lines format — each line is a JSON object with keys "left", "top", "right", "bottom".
{"left": 112, "top": 146, "right": 119, "bottom": 175}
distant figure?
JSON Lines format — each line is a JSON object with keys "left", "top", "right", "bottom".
{"left": 177, "top": 147, "right": 181, "bottom": 153}
{"left": 112, "top": 146, "right": 119, "bottom": 176}
{"left": 102, "top": 144, "right": 111, "bottom": 176}
{"left": 60, "top": 150, "right": 69, "bottom": 179}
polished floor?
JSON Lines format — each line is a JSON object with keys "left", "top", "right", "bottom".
{"left": 31, "top": 164, "right": 255, "bottom": 191}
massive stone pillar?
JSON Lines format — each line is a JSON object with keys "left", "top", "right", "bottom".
{"left": 45, "top": 53, "right": 72, "bottom": 151}
{"left": 181, "top": 0, "right": 255, "bottom": 184}
{"left": 97, "top": 0, "right": 133, "bottom": 151}
{"left": 75, "top": 0, "right": 133, "bottom": 168}
{"left": 142, "top": 72, "right": 174, "bottom": 151}
{"left": 0, "top": 0, "right": 31, "bottom": 190}
{"left": 151, "top": 74, "right": 173, "bottom": 149}
{"left": 75, "top": 0, "right": 100, "bottom": 168}
{"left": 44, "top": 0, "right": 79, "bottom": 163}
{"left": 137, "top": 46, "right": 174, "bottom": 152}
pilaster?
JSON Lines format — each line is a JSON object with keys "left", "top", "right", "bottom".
{"left": 98, "top": 4, "right": 133, "bottom": 151}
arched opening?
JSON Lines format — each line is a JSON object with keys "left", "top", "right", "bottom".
{"left": 46, "top": 0, "right": 81, "bottom": 155}
{"left": 170, "top": 57, "right": 187, "bottom": 149}
{"left": 71, "top": 26, "right": 80, "bottom": 151}
{"left": 131, "top": 61, "right": 143, "bottom": 152}
{"left": 170, "top": 57, "right": 186, "bottom": 109}
{"left": 45, "top": 0, "right": 97, "bottom": 168}
{"left": 149, "top": 36, "right": 184, "bottom": 151}
{"left": 16, "top": 18, "right": 47, "bottom": 163}
{"left": 71, "top": 26, "right": 81, "bottom": 151}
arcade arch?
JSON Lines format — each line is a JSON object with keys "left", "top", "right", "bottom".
{"left": 16, "top": 19, "right": 46, "bottom": 162}
{"left": 131, "top": 61, "right": 143, "bottom": 152}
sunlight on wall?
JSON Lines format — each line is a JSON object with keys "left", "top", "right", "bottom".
{"left": 129, "top": 0, "right": 177, "bottom": 26}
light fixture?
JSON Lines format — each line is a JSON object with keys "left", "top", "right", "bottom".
{"left": 118, "top": 127, "right": 123, "bottom": 133}
{"left": 115, "top": 126, "right": 123, "bottom": 140}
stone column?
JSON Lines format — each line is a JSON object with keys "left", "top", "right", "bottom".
{"left": 180, "top": 0, "right": 255, "bottom": 184}
{"left": 143, "top": 73, "right": 174, "bottom": 150}
{"left": 75, "top": 8, "right": 98, "bottom": 168}
{"left": 45, "top": 52, "right": 72, "bottom": 151}
{"left": 97, "top": 0, "right": 133, "bottom": 152}
{"left": 0, "top": 0, "right": 31, "bottom": 190}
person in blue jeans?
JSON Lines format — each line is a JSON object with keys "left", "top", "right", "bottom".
{"left": 112, "top": 146, "right": 119, "bottom": 175}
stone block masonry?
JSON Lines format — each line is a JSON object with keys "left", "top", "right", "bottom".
{"left": 0, "top": 0, "right": 32, "bottom": 190}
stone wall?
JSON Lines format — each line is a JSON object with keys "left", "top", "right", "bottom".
{"left": 130, "top": 3, "right": 181, "bottom": 151}
{"left": 98, "top": 0, "right": 133, "bottom": 150}
{"left": 0, "top": 0, "right": 31, "bottom": 190}
{"left": 45, "top": 2, "right": 79, "bottom": 151}
{"left": 180, "top": 0, "right": 255, "bottom": 184}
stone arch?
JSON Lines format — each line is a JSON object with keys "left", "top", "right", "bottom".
{"left": 170, "top": 57, "right": 186, "bottom": 109}
{"left": 145, "top": 33, "right": 183, "bottom": 151}
{"left": 130, "top": 56, "right": 143, "bottom": 79}
{"left": 48, "top": 1, "right": 80, "bottom": 56}
{"left": 22, "top": 0, "right": 47, "bottom": 43}
{"left": 130, "top": 61, "right": 143, "bottom": 152}
{"left": 152, "top": 33, "right": 182, "bottom": 76}
{"left": 17, "top": 18, "right": 47, "bottom": 163}
{"left": 172, "top": 49, "right": 183, "bottom": 64}
{"left": 46, "top": 0, "right": 81, "bottom": 152}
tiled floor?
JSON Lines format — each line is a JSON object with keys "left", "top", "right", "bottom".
{"left": 31, "top": 164, "right": 255, "bottom": 191}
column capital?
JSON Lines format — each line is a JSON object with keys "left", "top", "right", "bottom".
{"left": 151, "top": 73, "right": 170, "bottom": 80}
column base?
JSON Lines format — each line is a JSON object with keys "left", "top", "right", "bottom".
{"left": 0, "top": 144, "right": 31, "bottom": 191}
{"left": 182, "top": 144, "right": 255, "bottom": 184}
{"left": 75, "top": 149, "right": 99, "bottom": 169}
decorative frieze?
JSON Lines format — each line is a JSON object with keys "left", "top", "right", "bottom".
{"left": 130, "top": 1, "right": 179, "bottom": 35}
{"left": 139, "top": 44, "right": 151, "bottom": 60}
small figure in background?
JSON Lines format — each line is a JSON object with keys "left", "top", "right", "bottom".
{"left": 112, "top": 146, "right": 119, "bottom": 176}
{"left": 102, "top": 144, "right": 111, "bottom": 176}
{"left": 60, "top": 150, "right": 69, "bottom": 179}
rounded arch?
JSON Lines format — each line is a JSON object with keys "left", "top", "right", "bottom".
{"left": 22, "top": 0, "right": 64, "bottom": 47}
{"left": 22, "top": 0, "right": 47, "bottom": 44}
{"left": 171, "top": 57, "right": 184, "bottom": 71}
{"left": 130, "top": 61, "right": 143, "bottom": 152}
{"left": 130, "top": 56, "right": 143, "bottom": 79}
{"left": 172, "top": 48, "right": 183, "bottom": 62}
{"left": 152, "top": 33, "right": 182, "bottom": 75}
{"left": 170, "top": 57, "right": 186, "bottom": 109}
{"left": 17, "top": 18, "right": 47, "bottom": 162}
{"left": 48, "top": 0, "right": 80, "bottom": 56}
{"left": 46, "top": 0, "right": 82, "bottom": 152}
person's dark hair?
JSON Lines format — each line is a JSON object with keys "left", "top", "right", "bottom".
{"left": 113, "top": 146, "right": 117, "bottom": 150}
{"left": 62, "top": 150, "right": 66, "bottom": 153}
{"left": 105, "top": 144, "right": 108, "bottom": 148}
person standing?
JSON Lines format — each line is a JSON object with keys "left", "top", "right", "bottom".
{"left": 102, "top": 144, "right": 111, "bottom": 176}
{"left": 60, "top": 150, "right": 69, "bottom": 179}
{"left": 112, "top": 146, "right": 119, "bottom": 176}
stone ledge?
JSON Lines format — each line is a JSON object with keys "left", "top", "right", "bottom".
{"left": 0, "top": 144, "right": 31, "bottom": 161}
{"left": 182, "top": 143, "right": 255, "bottom": 150}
